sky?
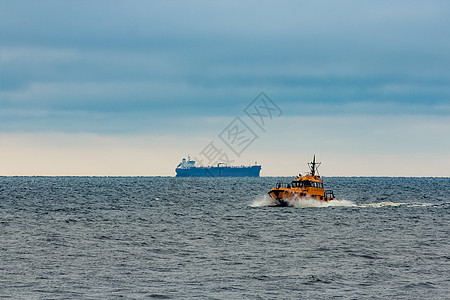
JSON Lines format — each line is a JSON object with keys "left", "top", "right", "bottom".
{"left": 1, "top": 0, "right": 449, "bottom": 176}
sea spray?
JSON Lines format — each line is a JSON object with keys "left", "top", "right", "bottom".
{"left": 250, "top": 195, "right": 277, "bottom": 207}
{"left": 250, "top": 196, "right": 427, "bottom": 208}
{"left": 292, "top": 197, "right": 357, "bottom": 208}
{"left": 359, "top": 201, "right": 408, "bottom": 208}
{"left": 250, "top": 195, "right": 356, "bottom": 208}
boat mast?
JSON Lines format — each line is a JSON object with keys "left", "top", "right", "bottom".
{"left": 308, "top": 155, "right": 321, "bottom": 176}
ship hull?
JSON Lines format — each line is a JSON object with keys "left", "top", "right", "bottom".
{"left": 268, "top": 188, "right": 334, "bottom": 207}
{"left": 176, "top": 165, "right": 261, "bottom": 177}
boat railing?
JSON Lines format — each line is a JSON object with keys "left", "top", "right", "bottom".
{"left": 276, "top": 181, "right": 291, "bottom": 189}
{"left": 325, "top": 190, "right": 335, "bottom": 199}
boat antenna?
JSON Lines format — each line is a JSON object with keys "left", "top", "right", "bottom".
{"left": 308, "top": 155, "right": 321, "bottom": 176}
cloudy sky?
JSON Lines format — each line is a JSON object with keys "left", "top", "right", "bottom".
{"left": 1, "top": 0, "right": 449, "bottom": 176}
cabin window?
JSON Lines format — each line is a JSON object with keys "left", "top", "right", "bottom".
{"left": 309, "top": 181, "right": 323, "bottom": 188}
{"left": 291, "top": 180, "right": 323, "bottom": 188}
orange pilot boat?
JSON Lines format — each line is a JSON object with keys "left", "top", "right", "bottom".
{"left": 268, "top": 155, "right": 336, "bottom": 206}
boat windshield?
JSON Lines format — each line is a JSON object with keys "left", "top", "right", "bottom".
{"left": 291, "top": 180, "right": 323, "bottom": 188}
{"left": 312, "top": 181, "right": 324, "bottom": 188}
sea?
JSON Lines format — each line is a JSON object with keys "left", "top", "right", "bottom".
{"left": 1, "top": 176, "right": 449, "bottom": 299}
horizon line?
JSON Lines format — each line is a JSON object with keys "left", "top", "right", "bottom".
{"left": 1, "top": 175, "right": 448, "bottom": 178}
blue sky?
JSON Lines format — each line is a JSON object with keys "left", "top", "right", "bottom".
{"left": 1, "top": 1, "right": 449, "bottom": 176}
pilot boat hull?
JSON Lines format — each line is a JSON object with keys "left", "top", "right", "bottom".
{"left": 268, "top": 188, "right": 334, "bottom": 207}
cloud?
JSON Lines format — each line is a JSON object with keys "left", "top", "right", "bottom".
{"left": 0, "top": 1, "right": 449, "bottom": 176}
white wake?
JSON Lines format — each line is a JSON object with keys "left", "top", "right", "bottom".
{"left": 249, "top": 195, "right": 427, "bottom": 208}
{"left": 250, "top": 195, "right": 356, "bottom": 208}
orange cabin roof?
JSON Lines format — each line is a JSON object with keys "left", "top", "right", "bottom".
{"left": 293, "top": 174, "right": 322, "bottom": 183}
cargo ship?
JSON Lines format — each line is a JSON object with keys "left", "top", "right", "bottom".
{"left": 175, "top": 156, "right": 261, "bottom": 177}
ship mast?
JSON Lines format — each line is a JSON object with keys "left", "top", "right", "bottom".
{"left": 308, "top": 155, "right": 321, "bottom": 176}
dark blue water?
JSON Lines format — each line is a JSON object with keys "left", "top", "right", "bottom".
{"left": 1, "top": 177, "right": 449, "bottom": 299}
